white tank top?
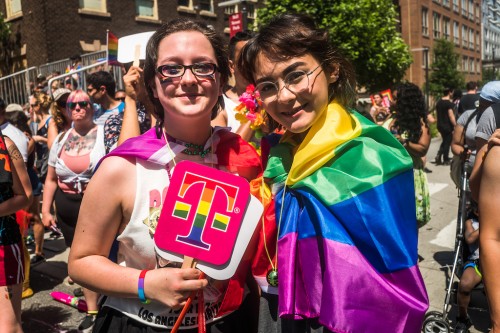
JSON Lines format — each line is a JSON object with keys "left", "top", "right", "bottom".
{"left": 103, "top": 156, "right": 230, "bottom": 329}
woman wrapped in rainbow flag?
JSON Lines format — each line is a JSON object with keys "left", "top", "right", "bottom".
{"left": 239, "top": 13, "right": 429, "bottom": 333}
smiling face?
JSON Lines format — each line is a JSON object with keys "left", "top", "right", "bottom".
{"left": 254, "top": 53, "right": 337, "bottom": 134}
{"left": 151, "top": 31, "right": 222, "bottom": 125}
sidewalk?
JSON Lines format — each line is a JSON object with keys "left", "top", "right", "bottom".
{"left": 22, "top": 232, "right": 86, "bottom": 332}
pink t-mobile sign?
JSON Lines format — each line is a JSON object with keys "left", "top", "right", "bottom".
{"left": 154, "top": 161, "right": 263, "bottom": 279}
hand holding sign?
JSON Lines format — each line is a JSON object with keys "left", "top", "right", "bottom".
{"left": 154, "top": 161, "right": 263, "bottom": 333}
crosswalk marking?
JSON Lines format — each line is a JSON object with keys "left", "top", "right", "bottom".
{"left": 430, "top": 219, "right": 456, "bottom": 249}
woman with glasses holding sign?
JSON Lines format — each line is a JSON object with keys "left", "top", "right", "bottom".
{"left": 238, "top": 14, "right": 429, "bottom": 333}
{"left": 42, "top": 89, "right": 105, "bottom": 331}
{"left": 68, "top": 19, "right": 262, "bottom": 332}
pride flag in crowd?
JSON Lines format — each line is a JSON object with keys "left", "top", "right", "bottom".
{"left": 107, "top": 30, "right": 119, "bottom": 66}
{"left": 263, "top": 101, "right": 429, "bottom": 332}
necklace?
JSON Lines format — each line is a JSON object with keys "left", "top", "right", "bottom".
{"left": 262, "top": 178, "right": 288, "bottom": 287}
{"left": 165, "top": 133, "right": 212, "bottom": 158}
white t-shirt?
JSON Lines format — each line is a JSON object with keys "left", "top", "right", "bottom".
{"left": 1, "top": 122, "right": 29, "bottom": 163}
{"left": 223, "top": 94, "right": 241, "bottom": 133}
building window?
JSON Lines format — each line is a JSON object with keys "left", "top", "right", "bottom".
{"left": 443, "top": 18, "right": 450, "bottom": 40}
{"left": 5, "top": 0, "right": 22, "bottom": 18}
{"left": 178, "top": 0, "right": 193, "bottom": 8}
{"left": 433, "top": 12, "right": 441, "bottom": 39}
{"left": 443, "top": 0, "right": 450, "bottom": 7}
{"left": 462, "top": 56, "right": 467, "bottom": 71}
{"left": 199, "top": 0, "right": 214, "bottom": 13}
{"left": 468, "top": 0, "right": 473, "bottom": 20}
{"left": 136, "top": 0, "right": 158, "bottom": 19}
{"left": 247, "top": 3, "right": 256, "bottom": 20}
{"left": 422, "top": 8, "right": 429, "bottom": 36}
{"left": 476, "top": 4, "right": 480, "bottom": 23}
{"left": 433, "top": 0, "right": 440, "bottom": 4}
{"left": 477, "top": 59, "right": 481, "bottom": 73}
{"left": 453, "top": 0, "right": 459, "bottom": 12}
{"left": 476, "top": 32, "right": 480, "bottom": 52}
{"left": 224, "top": 5, "right": 237, "bottom": 15}
{"left": 469, "top": 28, "right": 474, "bottom": 49}
{"left": 453, "top": 21, "right": 460, "bottom": 45}
{"left": 461, "top": 0, "right": 467, "bottom": 17}
{"left": 79, "top": 0, "right": 107, "bottom": 13}
{"left": 462, "top": 25, "right": 467, "bottom": 48}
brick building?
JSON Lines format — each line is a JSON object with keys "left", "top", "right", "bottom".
{"left": 396, "top": 0, "right": 482, "bottom": 92}
{"left": 0, "top": 0, "right": 259, "bottom": 74}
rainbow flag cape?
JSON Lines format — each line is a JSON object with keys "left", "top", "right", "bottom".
{"left": 263, "top": 101, "right": 428, "bottom": 332}
{"left": 107, "top": 30, "right": 119, "bottom": 66}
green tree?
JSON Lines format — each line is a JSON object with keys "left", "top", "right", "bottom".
{"left": 0, "top": 12, "right": 12, "bottom": 75}
{"left": 428, "top": 38, "right": 464, "bottom": 99}
{"left": 256, "top": 0, "right": 412, "bottom": 91}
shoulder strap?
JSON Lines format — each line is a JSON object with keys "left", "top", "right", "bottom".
{"left": 491, "top": 103, "right": 500, "bottom": 130}
{"left": 459, "top": 109, "right": 478, "bottom": 145}
{"left": 44, "top": 116, "right": 52, "bottom": 127}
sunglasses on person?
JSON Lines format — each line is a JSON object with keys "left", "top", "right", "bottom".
{"left": 30, "top": 103, "right": 39, "bottom": 107}
{"left": 67, "top": 101, "right": 89, "bottom": 109}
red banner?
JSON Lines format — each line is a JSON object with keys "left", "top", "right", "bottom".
{"left": 229, "top": 13, "right": 243, "bottom": 38}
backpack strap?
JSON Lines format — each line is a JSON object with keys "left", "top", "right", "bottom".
{"left": 491, "top": 103, "right": 500, "bottom": 130}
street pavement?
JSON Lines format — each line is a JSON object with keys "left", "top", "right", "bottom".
{"left": 21, "top": 137, "right": 491, "bottom": 332}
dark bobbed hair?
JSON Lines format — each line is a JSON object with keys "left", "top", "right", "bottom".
{"left": 87, "top": 71, "right": 116, "bottom": 96}
{"left": 442, "top": 87, "right": 453, "bottom": 96}
{"left": 237, "top": 13, "right": 356, "bottom": 130}
{"left": 228, "top": 30, "right": 255, "bottom": 61}
{"left": 393, "top": 82, "right": 428, "bottom": 143}
{"left": 143, "top": 18, "right": 230, "bottom": 123}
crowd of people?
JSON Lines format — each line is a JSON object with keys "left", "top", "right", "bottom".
{"left": 2, "top": 12, "right": 500, "bottom": 333}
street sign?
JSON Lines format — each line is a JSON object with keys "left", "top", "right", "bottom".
{"left": 229, "top": 13, "right": 243, "bottom": 38}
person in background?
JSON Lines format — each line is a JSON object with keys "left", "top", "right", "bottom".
{"left": 42, "top": 90, "right": 105, "bottom": 332}
{"left": 467, "top": 81, "right": 500, "bottom": 201}
{"left": 455, "top": 203, "right": 481, "bottom": 333}
{"left": 114, "top": 89, "right": 126, "bottom": 102}
{"left": 370, "top": 92, "right": 389, "bottom": 124}
{"left": 212, "top": 31, "right": 255, "bottom": 140}
{"left": 458, "top": 81, "right": 479, "bottom": 118}
{"left": 69, "top": 18, "right": 261, "bottom": 332}
{"left": 103, "top": 63, "right": 153, "bottom": 153}
{"left": 86, "top": 71, "right": 124, "bottom": 126}
{"left": 29, "top": 92, "right": 58, "bottom": 265}
{"left": 433, "top": 87, "right": 456, "bottom": 166}
{"left": 0, "top": 124, "right": 32, "bottom": 332}
{"left": 239, "top": 13, "right": 428, "bottom": 333}
{"left": 5, "top": 104, "right": 40, "bottom": 299}
{"left": 389, "top": 82, "right": 431, "bottom": 228}
{"left": 48, "top": 88, "right": 72, "bottom": 149}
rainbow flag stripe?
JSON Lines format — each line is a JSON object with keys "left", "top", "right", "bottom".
{"left": 265, "top": 102, "right": 428, "bottom": 332}
{"left": 107, "top": 31, "right": 119, "bottom": 65}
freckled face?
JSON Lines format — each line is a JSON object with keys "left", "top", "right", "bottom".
{"left": 152, "top": 31, "right": 222, "bottom": 123}
{"left": 254, "top": 53, "right": 337, "bottom": 134}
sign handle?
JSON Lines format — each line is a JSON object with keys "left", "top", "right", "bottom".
{"left": 171, "top": 257, "right": 206, "bottom": 333}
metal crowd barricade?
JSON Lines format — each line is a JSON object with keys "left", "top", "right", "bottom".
{"left": 47, "top": 60, "right": 108, "bottom": 98}
{"left": 81, "top": 50, "right": 107, "bottom": 66}
{"left": 38, "top": 58, "right": 71, "bottom": 77}
{"left": 0, "top": 66, "right": 38, "bottom": 105}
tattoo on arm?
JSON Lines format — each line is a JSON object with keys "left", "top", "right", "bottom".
{"left": 7, "top": 144, "right": 22, "bottom": 161}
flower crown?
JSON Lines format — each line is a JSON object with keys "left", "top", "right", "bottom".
{"left": 234, "top": 84, "right": 266, "bottom": 138}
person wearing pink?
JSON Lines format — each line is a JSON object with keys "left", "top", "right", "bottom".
{"left": 41, "top": 89, "right": 105, "bottom": 331}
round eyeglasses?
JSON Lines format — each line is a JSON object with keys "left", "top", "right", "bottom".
{"left": 156, "top": 63, "right": 218, "bottom": 80}
{"left": 255, "top": 64, "right": 323, "bottom": 102}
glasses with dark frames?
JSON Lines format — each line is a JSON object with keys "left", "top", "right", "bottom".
{"left": 255, "top": 64, "right": 323, "bottom": 102}
{"left": 67, "top": 101, "right": 89, "bottom": 109}
{"left": 156, "top": 63, "right": 218, "bottom": 80}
